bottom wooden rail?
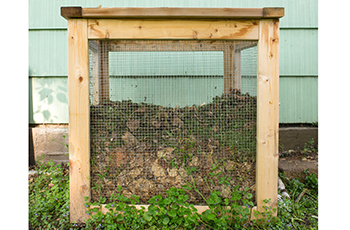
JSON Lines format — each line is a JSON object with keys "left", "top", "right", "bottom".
{"left": 89, "top": 204, "right": 260, "bottom": 219}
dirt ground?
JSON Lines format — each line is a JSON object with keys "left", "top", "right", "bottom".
{"left": 278, "top": 150, "right": 318, "bottom": 181}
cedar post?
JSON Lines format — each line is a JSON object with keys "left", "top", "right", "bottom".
{"left": 233, "top": 49, "right": 242, "bottom": 90}
{"left": 90, "top": 41, "right": 110, "bottom": 105}
{"left": 223, "top": 45, "right": 235, "bottom": 94}
{"left": 99, "top": 42, "right": 110, "bottom": 102}
{"left": 67, "top": 19, "right": 91, "bottom": 223}
{"left": 256, "top": 19, "right": 280, "bottom": 215}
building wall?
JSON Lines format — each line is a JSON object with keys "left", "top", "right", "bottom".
{"left": 29, "top": 0, "right": 318, "bottom": 124}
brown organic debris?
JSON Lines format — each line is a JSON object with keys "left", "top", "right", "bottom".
{"left": 89, "top": 90, "right": 257, "bottom": 204}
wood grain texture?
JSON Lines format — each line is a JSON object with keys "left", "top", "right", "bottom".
{"left": 61, "top": 7, "right": 284, "bottom": 20}
{"left": 87, "top": 19, "right": 259, "bottom": 40}
{"left": 234, "top": 50, "right": 242, "bottom": 90}
{"left": 263, "top": 8, "right": 285, "bottom": 18}
{"left": 81, "top": 7, "right": 284, "bottom": 19}
{"left": 61, "top": 7, "right": 82, "bottom": 19}
{"left": 82, "top": 7, "right": 264, "bottom": 19}
{"left": 108, "top": 40, "right": 256, "bottom": 52}
{"left": 90, "top": 41, "right": 99, "bottom": 105}
{"left": 223, "top": 46, "right": 235, "bottom": 94}
{"left": 67, "top": 19, "right": 90, "bottom": 223}
{"left": 94, "top": 204, "right": 259, "bottom": 219}
{"left": 256, "top": 19, "right": 280, "bottom": 215}
{"left": 98, "top": 42, "right": 109, "bottom": 102}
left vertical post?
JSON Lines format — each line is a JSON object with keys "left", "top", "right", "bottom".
{"left": 67, "top": 19, "right": 90, "bottom": 223}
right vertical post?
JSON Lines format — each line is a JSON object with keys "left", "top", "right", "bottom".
{"left": 256, "top": 18, "right": 280, "bottom": 215}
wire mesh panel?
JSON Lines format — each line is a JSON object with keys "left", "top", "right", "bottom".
{"left": 89, "top": 40, "right": 257, "bottom": 205}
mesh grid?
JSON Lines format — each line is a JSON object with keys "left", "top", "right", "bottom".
{"left": 89, "top": 40, "right": 257, "bottom": 205}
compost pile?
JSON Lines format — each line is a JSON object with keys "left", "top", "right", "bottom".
{"left": 90, "top": 89, "right": 257, "bottom": 205}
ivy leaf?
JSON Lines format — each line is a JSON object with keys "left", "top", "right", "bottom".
{"left": 143, "top": 212, "right": 152, "bottom": 222}
{"left": 202, "top": 210, "right": 217, "bottom": 222}
{"left": 246, "top": 193, "right": 253, "bottom": 199}
{"left": 116, "top": 214, "right": 123, "bottom": 222}
{"left": 168, "top": 209, "right": 177, "bottom": 217}
{"left": 163, "top": 216, "right": 170, "bottom": 225}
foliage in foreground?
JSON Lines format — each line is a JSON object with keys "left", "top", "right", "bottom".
{"left": 29, "top": 161, "right": 318, "bottom": 229}
{"left": 29, "top": 160, "right": 71, "bottom": 229}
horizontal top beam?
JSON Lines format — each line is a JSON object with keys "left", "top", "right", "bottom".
{"left": 61, "top": 7, "right": 284, "bottom": 20}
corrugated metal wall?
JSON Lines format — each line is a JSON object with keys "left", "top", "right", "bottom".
{"left": 29, "top": 0, "right": 318, "bottom": 124}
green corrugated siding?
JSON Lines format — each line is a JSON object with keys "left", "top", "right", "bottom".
{"left": 29, "top": 0, "right": 317, "bottom": 29}
{"left": 279, "top": 77, "right": 318, "bottom": 123}
{"left": 108, "top": 52, "right": 224, "bottom": 76}
{"left": 29, "top": 30, "right": 68, "bottom": 76}
{"left": 29, "top": 29, "right": 318, "bottom": 77}
{"left": 280, "top": 29, "right": 318, "bottom": 76}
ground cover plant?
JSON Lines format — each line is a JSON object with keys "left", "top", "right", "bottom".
{"left": 29, "top": 159, "right": 318, "bottom": 229}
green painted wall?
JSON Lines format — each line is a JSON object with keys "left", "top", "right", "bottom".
{"left": 29, "top": 77, "right": 68, "bottom": 123}
{"left": 28, "top": 0, "right": 318, "bottom": 124}
{"left": 29, "top": 29, "right": 318, "bottom": 77}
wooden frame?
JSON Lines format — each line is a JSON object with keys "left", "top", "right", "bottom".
{"left": 62, "top": 6, "right": 284, "bottom": 223}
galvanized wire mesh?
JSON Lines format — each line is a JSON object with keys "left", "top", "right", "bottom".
{"left": 89, "top": 40, "right": 257, "bottom": 205}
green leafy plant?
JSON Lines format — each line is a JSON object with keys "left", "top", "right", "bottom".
{"left": 303, "top": 138, "right": 318, "bottom": 153}
{"left": 29, "top": 160, "right": 72, "bottom": 229}
{"left": 29, "top": 160, "right": 318, "bottom": 229}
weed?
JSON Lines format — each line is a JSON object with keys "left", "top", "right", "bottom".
{"left": 303, "top": 138, "right": 318, "bottom": 153}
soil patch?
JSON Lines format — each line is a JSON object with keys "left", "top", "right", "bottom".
{"left": 279, "top": 150, "right": 318, "bottom": 181}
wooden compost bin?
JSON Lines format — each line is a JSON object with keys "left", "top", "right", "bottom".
{"left": 61, "top": 6, "right": 284, "bottom": 223}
